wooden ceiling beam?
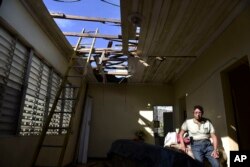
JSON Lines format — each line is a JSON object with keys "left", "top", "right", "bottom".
{"left": 73, "top": 56, "right": 127, "bottom": 62}
{"left": 64, "top": 32, "right": 139, "bottom": 40}
{"left": 105, "top": 71, "right": 129, "bottom": 76}
{"left": 92, "top": 66, "right": 127, "bottom": 70}
{"left": 108, "top": 39, "right": 138, "bottom": 45}
{"left": 105, "top": 66, "right": 128, "bottom": 70}
{"left": 76, "top": 48, "right": 137, "bottom": 55}
{"left": 76, "top": 48, "right": 121, "bottom": 52}
{"left": 64, "top": 32, "right": 122, "bottom": 40}
{"left": 51, "top": 12, "right": 121, "bottom": 24}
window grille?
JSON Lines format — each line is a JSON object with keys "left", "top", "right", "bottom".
{"left": 47, "top": 71, "right": 62, "bottom": 135}
{"left": 20, "top": 56, "right": 50, "bottom": 135}
{"left": 19, "top": 59, "right": 75, "bottom": 136}
{"left": 61, "top": 84, "right": 74, "bottom": 134}
{"left": 0, "top": 27, "right": 28, "bottom": 136}
{"left": 0, "top": 26, "right": 75, "bottom": 136}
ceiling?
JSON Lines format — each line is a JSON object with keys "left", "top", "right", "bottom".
{"left": 121, "top": 0, "right": 248, "bottom": 84}
{"left": 22, "top": 0, "right": 249, "bottom": 84}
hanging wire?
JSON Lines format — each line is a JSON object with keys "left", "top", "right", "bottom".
{"left": 100, "top": 0, "right": 120, "bottom": 7}
{"left": 53, "top": 0, "right": 81, "bottom": 2}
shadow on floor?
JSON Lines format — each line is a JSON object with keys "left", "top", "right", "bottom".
{"left": 72, "top": 158, "right": 112, "bottom": 167}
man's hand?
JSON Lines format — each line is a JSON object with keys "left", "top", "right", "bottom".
{"left": 211, "top": 149, "right": 219, "bottom": 158}
{"left": 210, "top": 133, "right": 219, "bottom": 158}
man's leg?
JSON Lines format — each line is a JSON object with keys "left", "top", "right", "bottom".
{"left": 204, "top": 142, "right": 220, "bottom": 167}
{"left": 191, "top": 142, "right": 205, "bottom": 164}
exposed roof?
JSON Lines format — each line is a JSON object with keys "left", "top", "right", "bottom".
{"left": 21, "top": 0, "right": 250, "bottom": 84}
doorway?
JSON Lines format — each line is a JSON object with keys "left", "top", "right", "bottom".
{"left": 222, "top": 56, "right": 250, "bottom": 150}
{"left": 228, "top": 59, "right": 250, "bottom": 150}
{"left": 77, "top": 96, "right": 93, "bottom": 164}
{"left": 153, "top": 106, "right": 173, "bottom": 146}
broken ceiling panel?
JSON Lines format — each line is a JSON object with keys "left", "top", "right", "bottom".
{"left": 42, "top": 0, "right": 248, "bottom": 84}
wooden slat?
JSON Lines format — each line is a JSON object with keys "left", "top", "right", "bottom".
{"left": 51, "top": 13, "right": 121, "bottom": 24}
{"left": 64, "top": 32, "right": 122, "bottom": 40}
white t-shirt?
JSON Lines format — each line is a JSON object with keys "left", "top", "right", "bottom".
{"left": 181, "top": 118, "right": 215, "bottom": 140}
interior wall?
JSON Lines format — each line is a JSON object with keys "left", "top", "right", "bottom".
{"left": 0, "top": 0, "right": 70, "bottom": 75}
{"left": 174, "top": 5, "right": 250, "bottom": 162}
{"left": 87, "top": 83, "right": 174, "bottom": 157}
{"left": 0, "top": 0, "right": 86, "bottom": 166}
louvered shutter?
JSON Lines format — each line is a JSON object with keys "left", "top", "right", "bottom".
{"left": 0, "top": 27, "right": 28, "bottom": 136}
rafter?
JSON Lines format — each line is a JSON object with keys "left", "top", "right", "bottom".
{"left": 73, "top": 56, "right": 127, "bottom": 62}
{"left": 51, "top": 12, "right": 121, "bottom": 24}
{"left": 64, "top": 32, "right": 139, "bottom": 40}
{"left": 64, "top": 32, "right": 122, "bottom": 40}
{"left": 76, "top": 48, "right": 137, "bottom": 55}
{"left": 104, "top": 71, "right": 129, "bottom": 76}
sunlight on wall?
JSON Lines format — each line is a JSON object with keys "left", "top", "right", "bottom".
{"left": 139, "top": 110, "right": 154, "bottom": 136}
{"left": 144, "top": 127, "right": 154, "bottom": 136}
{"left": 138, "top": 118, "right": 146, "bottom": 125}
{"left": 139, "top": 110, "right": 153, "bottom": 121}
{"left": 221, "top": 136, "right": 239, "bottom": 166}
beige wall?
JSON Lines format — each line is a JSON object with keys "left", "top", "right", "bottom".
{"left": 174, "top": 6, "right": 250, "bottom": 163}
{"left": 0, "top": 0, "right": 86, "bottom": 166}
{"left": 0, "top": 0, "right": 70, "bottom": 75}
{"left": 87, "top": 83, "right": 174, "bottom": 157}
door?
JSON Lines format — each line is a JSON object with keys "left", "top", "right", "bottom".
{"left": 228, "top": 63, "right": 250, "bottom": 150}
{"left": 77, "top": 96, "right": 93, "bottom": 164}
{"left": 163, "top": 112, "right": 173, "bottom": 137}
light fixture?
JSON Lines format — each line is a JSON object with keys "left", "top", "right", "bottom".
{"left": 128, "top": 12, "right": 143, "bottom": 27}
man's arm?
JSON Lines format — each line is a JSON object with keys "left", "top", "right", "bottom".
{"left": 179, "top": 129, "right": 186, "bottom": 152}
{"left": 210, "top": 133, "right": 219, "bottom": 158}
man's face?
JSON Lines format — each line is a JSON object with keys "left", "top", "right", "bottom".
{"left": 193, "top": 108, "right": 203, "bottom": 121}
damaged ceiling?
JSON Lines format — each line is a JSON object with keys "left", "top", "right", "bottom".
{"left": 23, "top": 0, "right": 249, "bottom": 84}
